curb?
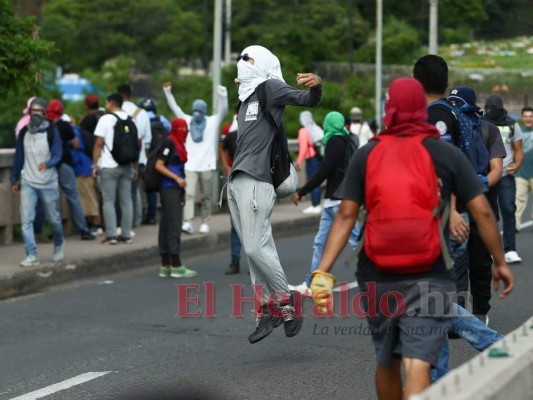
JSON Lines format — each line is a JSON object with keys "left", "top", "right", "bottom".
{"left": 0, "top": 215, "right": 320, "bottom": 301}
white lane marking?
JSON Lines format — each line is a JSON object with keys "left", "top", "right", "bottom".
{"left": 10, "top": 371, "right": 115, "bottom": 400}
{"left": 332, "top": 281, "right": 359, "bottom": 292}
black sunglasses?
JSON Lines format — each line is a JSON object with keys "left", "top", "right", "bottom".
{"left": 236, "top": 53, "right": 251, "bottom": 63}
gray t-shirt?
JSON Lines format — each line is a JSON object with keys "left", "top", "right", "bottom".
{"left": 23, "top": 130, "right": 58, "bottom": 189}
{"left": 231, "top": 79, "right": 322, "bottom": 183}
{"left": 498, "top": 121, "right": 523, "bottom": 176}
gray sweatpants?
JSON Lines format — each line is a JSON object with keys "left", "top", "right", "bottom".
{"left": 228, "top": 173, "right": 290, "bottom": 304}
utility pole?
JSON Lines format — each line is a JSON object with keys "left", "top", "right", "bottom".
{"left": 375, "top": 0, "right": 383, "bottom": 132}
{"left": 348, "top": 0, "right": 354, "bottom": 73}
{"left": 213, "top": 0, "right": 223, "bottom": 110}
{"left": 224, "top": 0, "right": 232, "bottom": 66}
{"left": 429, "top": 0, "right": 438, "bottom": 54}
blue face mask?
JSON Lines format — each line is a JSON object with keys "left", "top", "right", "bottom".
{"left": 190, "top": 111, "right": 206, "bottom": 143}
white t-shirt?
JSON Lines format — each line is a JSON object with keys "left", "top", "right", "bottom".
{"left": 94, "top": 111, "right": 135, "bottom": 169}
{"left": 163, "top": 87, "right": 228, "bottom": 172}
{"left": 122, "top": 101, "right": 152, "bottom": 165}
{"left": 350, "top": 122, "right": 373, "bottom": 147}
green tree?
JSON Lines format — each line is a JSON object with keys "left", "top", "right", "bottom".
{"left": 0, "top": 0, "right": 54, "bottom": 94}
{"left": 40, "top": 0, "right": 204, "bottom": 72}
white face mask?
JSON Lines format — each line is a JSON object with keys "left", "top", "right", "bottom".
{"left": 237, "top": 60, "right": 259, "bottom": 87}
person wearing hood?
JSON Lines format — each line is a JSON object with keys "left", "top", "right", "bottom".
{"left": 47, "top": 99, "right": 95, "bottom": 241}
{"left": 309, "top": 78, "right": 513, "bottom": 399}
{"left": 484, "top": 94, "right": 524, "bottom": 264}
{"left": 289, "top": 111, "right": 360, "bottom": 297}
{"left": 15, "top": 96, "right": 36, "bottom": 136}
{"left": 163, "top": 81, "right": 228, "bottom": 235}
{"left": 153, "top": 118, "right": 197, "bottom": 279}
{"left": 117, "top": 84, "right": 152, "bottom": 231}
{"left": 11, "top": 97, "right": 65, "bottom": 267}
{"left": 295, "top": 110, "right": 323, "bottom": 214}
{"left": 348, "top": 106, "right": 373, "bottom": 147}
{"left": 228, "top": 45, "right": 322, "bottom": 344}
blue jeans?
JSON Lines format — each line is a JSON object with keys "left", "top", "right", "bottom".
{"left": 305, "top": 156, "right": 322, "bottom": 207}
{"left": 305, "top": 204, "right": 360, "bottom": 286}
{"left": 100, "top": 165, "right": 134, "bottom": 239}
{"left": 58, "top": 163, "right": 90, "bottom": 234}
{"left": 33, "top": 198, "right": 46, "bottom": 235}
{"left": 450, "top": 212, "right": 470, "bottom": 309}
{"left": 431, "top": 303, "right": 503, "bottom": 381}
{"left": 497, "top": 175, "right": 517, "bottom": 252}
{"left": 146, "top": 191, "right": 158, "bottom": 221}
{"left": 20, "top": 183, "right": 64, "bottom": 256}
{"left": 230, "top": 218, "right": 242, "bottom": 261}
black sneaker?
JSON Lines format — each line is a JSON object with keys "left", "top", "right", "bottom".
{"left": 81, "top": 231, "right": 96, "bottom": 241}
{"left": 248, "top": 305, "right": 283, "bottom": 344}
{"left": 280, "top": 291, "right": 303, "bottom": 338}
{"left": 225, "top": 259, "right": 240, "bottom": 275}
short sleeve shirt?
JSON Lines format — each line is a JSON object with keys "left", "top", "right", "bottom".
{"left": 335, "top": 137, "right": 486, "bottom": 282}
{"left": 156, "top": 139, "right": 185, "bottom": 189}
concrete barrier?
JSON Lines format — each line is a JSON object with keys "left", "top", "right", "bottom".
{"left": 413, "top": 316, "right": 533, "bottom": 400}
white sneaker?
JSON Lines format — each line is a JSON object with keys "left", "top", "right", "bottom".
{"left": 288, "top": 281, "right": 310, "bottom": 296}
{"left": 52, "top": 244, "right": 64, "bottom": 262}
{"left": 199, "top": 223, "right": 210, "bottom": 234}
{"left": 182, "top": 222, "right": 194, "bottom": 234}
{"left": 116, "top": 227, "right": 122, "bottom": 236}
{"left": 303, "top": 205, "right": 322, "bottom": 215}
{"left": 504, "top": 251, "right": 522, "bottom": 264}
{"left": 20, "top": 255, "right": 39, "bottom": 267}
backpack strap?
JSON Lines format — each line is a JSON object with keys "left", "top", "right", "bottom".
{"left": 256, "top": 82, "right": 280, "bottom": 136}
{"left": 132, "top": 107, "right": 142, "bottom": 120}
{"left": 436, "top": 200, "right": 453, "bottom": 270}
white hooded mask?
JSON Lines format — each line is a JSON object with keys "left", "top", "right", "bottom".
{"left": 236, "top": 45, "right": 285, "bottom": 102}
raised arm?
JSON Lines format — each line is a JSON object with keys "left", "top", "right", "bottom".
{"left": 162, "top": 82, "right": 188, "bottom": 119}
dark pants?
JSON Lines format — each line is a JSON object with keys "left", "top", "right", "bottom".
{"left": 158, "top": 187, "right": 184, "bottom": 264}
{"left": 305, "top": 156, "right": 322, "bottom": 207}
{"left": 497, "top": 175, "right": 517, "bottom": 252}
{"left": 467, "top": 221, "right": 493, "bottom": 315}
{"left": 146, "top": 191, "right": 158, "bottom": 221}
{"left": 452, "top": 244, "right": 470, "bottom": 309}
{"left": 230, "top": 218, "right": 242, "bottom": 261}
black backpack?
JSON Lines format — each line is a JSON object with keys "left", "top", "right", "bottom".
{"left": 149, "top": 116, "right": 169, "bottom": 152}
{"left": 108, "top": 114, "right": 140, "bottom": 165}
{"left": 143, "top": 146, "right": 162, "bottom": 192}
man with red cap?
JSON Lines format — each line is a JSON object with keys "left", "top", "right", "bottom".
{"left": 80, "top": 94, "right": 104, "bottom": 134}
{"left": 309, "top": 78, "right": 513, "bottom": 399}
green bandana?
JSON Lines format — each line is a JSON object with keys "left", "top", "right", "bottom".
{"left": 322, "top": 111, "right": 350, "bottom": 148}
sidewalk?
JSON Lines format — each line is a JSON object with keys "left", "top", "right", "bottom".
{"left": 0, "top": 200, "right": 320, "bottom": 300}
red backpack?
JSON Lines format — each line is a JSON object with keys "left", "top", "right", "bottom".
{"left": 364, "top": 134, "right": 448, "bottom": 274}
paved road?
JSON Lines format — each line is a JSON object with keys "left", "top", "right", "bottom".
{"left": 1, "top": 232, "right": 532, "bottom": 400}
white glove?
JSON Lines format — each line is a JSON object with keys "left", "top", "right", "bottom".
{"left": 217, "top": 85, "right": 228, "bottom": 97}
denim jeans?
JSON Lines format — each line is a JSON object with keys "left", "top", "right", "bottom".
{"left": 100, "top": 165, "right": 134, "bottom": 239}
{"left": 146, "top": 191, "right": 158, "bottom": 221}
{"left": 430, "top": 303, "right": 503, "bottom": 381}
{"left": 305, "top": 204, "right": 360, "bottom": 286}
{"left": 58, "top": 163, "right": 90, "bottom": 234}
{"left": 20, "top": 182, "right": 64, "bottom": 257}
{"left": 497, "top": 175, "right": 517, "bottom": 252}
{"left": 33, "top": 198, "right": 46, "bottom": 235}
{"left": 449, "top": 212, "right": 470, "bottom": 308}
{"left": 305, "top": 156, "right": 322, "bottom": 207}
